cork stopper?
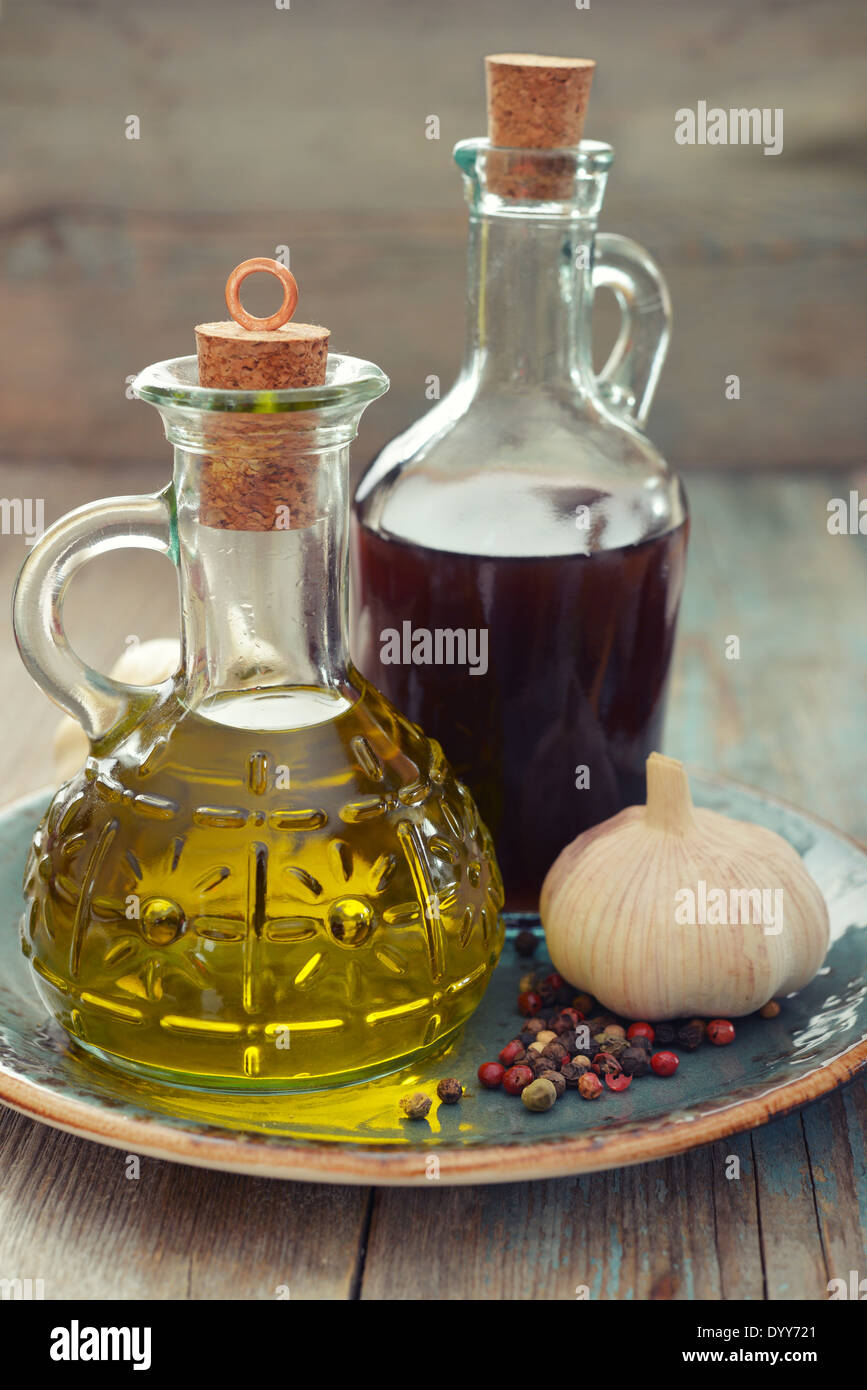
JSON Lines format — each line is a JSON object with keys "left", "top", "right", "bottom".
{"left": 194, "top": 258, "right": 332, "bottom": 531}
{"left": 196, "top": 256, "right": 329, "bottom": 389}
{"left": 484, "top": 54, "right": 596, "bottom": 199}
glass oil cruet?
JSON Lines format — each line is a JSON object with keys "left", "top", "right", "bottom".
{"left": 13, "top": 258, "right": 504, "bottom": 1090}
{"left": 353, "top": 55, "right": 689, "bottom": 911}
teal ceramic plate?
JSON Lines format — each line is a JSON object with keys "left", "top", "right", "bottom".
{"left": 1, "top": 775, "right": 865, "bottom": 1185}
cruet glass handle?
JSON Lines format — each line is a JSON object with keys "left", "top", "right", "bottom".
{"left": 592, "top": 232, "right": 672, "bottom": 428}
{"left": 12, "top": 488, "right": 176, "bottom": 743}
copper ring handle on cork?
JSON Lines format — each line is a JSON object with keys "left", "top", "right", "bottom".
{"left": 225, "top": 257, "right": 299, "bottom": 332}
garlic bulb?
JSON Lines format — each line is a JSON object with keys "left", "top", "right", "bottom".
{"left": 53, "top": 638, "right": 180, "bottom": 782}
{"left": 540, "top": 753, "right": 830, "bottom": 1019}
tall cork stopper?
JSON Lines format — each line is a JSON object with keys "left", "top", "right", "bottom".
{"left": 484, "top": 53, "right": 596, "bottom": 199}
{"left": 194, "top": 258, "right": 331, "bottom": 530}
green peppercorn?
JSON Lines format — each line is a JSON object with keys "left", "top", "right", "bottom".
{"left": 521, "top": 1078, "right": 558, "bottom": 1112}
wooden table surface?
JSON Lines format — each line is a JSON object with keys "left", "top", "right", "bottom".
{"left": 0, "top": 464, "right": 864, "bottom": 1301}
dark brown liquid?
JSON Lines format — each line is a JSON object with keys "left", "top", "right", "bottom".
{"left": 353, "top": 518, "right": 689, "bottom": 911}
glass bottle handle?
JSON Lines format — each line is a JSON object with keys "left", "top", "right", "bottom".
{"left": 12, "top": 489, "right": 176, "bottom": 743}
{"left": 592, "top": 232, "right": 672, "bottom": 428}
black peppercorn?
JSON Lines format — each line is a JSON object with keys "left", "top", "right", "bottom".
{"left": 436, "top": 1077, "right": 463, "bottom": 1104}
{"left": 542, "top": 1040, "right": 569, "bottom": 1063}
{"left": 559, "top": 1029, "right": 577, "bottom": 1054}
{"left": 676, "top": 1021, "right": 704, "bottom": 1051}
{"left": 591, "top": 1051, "right": 622, "bottom": 1077}
{"left": 621, "top": 1046, "right": 650, "bottom": 1077}
{"left": 654, "top": 1022, "right": 676, "bottom": 1045}
{"left": 515, "top": 929, "right": 538, "bottom": 958}
{"left": 539, "top": 1068, "right": 567, "bottom": 1098}
{"left": 629, "top": 1034, "right": 652, "bottom": 1053}
{"left": 560, "top": 1063, "right": 584, "bottom": 1087}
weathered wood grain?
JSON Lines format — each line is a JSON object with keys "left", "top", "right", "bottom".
{"left": 1, "top": 0, "right": 865, "bottom": 467}
{"left": 0, "top": 1107, "right": 371, "bottom": 1300}
{"left": 750, "top": 1112, "right": 829, "bottom": 1299}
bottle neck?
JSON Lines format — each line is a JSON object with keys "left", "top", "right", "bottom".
{"left": 462, "top": 211, "right": 597, "bottom": 395}
{"left": 173, "top": 440, "right": 355, "bottom": 727}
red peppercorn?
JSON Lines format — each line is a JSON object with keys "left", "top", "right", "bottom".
{"left": 651, "top": 1051, "right": 679, "bottom": 1077}
{"left": 605, "top": 1073, "right": 633, "bottom": 1092}
{"left": 502, "top": 1064, "right": 534, "bottom": 1096}
{"left": 542, "top": 973, "right": 565, "bottom": 992}
{"left": 707, "top": 1019, "right": 736, "bottom": 1046}
{"left": 477, "top": 1062, "right": 505, "bottom": 1089}
{"left": 498, "top": 1039, "right": 524, "bottom": 1067}
{"left": 518, "top": 990, "right": 543, "bottom": 1017}
{"left": 626, "top": 1022, "right": 655, "bottom": 1043}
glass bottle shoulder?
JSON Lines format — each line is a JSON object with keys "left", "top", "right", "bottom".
{"left": 355, "top": 379, "right": 686, "bottom": 559}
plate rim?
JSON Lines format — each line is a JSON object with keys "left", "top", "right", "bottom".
{"left": 1, "top": 773, "right": 865, "bottom": 1185}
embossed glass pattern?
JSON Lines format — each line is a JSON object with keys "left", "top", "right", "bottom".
{"left": 15, "top": 355, "right": 504, "bottom": 1090}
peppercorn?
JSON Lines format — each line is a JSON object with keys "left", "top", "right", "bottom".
{"left": 629, "top": 1034, "right": 652, "bottom": 1053}
{"left": 499, "top": 1038, "right": 525, "bottom": 1067}
{"left": 573, "top": 992, "right": 595, "bottom": 1016}
{"left": 518, "top": 1030, "right": 537, "bottom": 1049}
{"left": 560, "top": 1063, "right": 584, "bottom": 1088}
{"left": 599, "top": 1033, "right": 629, "bottom": 1060}
{"left": 518, "top": 972, "right": 537, "bottom": 993}
{"left": 578, "top": 1073, "right": 604, "bottom": 1100}
{"left": 477, "top": 1062, "right": 505, "bottom": 1089}
{"left": 523, "top": 1017, "right": 547, "bottom": 1036}
{"left": 604, "top": 1023, "right": 626, "bottom": 1039}
{"left": 621, "top": 1046, "right": 650, "bottom": 1077}
{"left": 521, "top": 1077, "right": 558, "bottom": 1112}
{"left": 436, "top": 1078, "right": 463, "bottom": 1105}
{"left": 503, "top": 1064, "right": 534, "bottom": 1096}
{"left": 532, "top": 1029, "right": 557, "bottom": 1048}
{"left": 760, "top": 1000, "right": 781, "bottom": 1019}
{"left": 626, "top": 1022, "right": 654, "bottom": 1043}
{"left": 400, "top": 1092, "right": 432, "bottom": 1120}
{"left": 585, "top": 1016, "right": 608, "bottom": 1036}
{"left": 530, "top": 1053, "right": 556, "bottom": 1075}
{"left": 518, "top": 990, "right": 543, "bottom": 1017}
{"left": 676, "top": 1020, "right": 704, "bottom": 1051}
{"left": 654, "top": 1022, "right": 676, "bottom": 1045}
{"left": 605, "top": 1072, "right": 632, "bottom": 1092}
{"left": 539, "top": 1069, "right": 566, "bottom": 1099}
{"left": 542, "top": 1039, "right": 569, "bottom": 1063}
{"left": 559, "top": 1029, "right": 577, "bottom": 1054}
{"left": 515, "top": 929, "right": 538, "bottom": 958}
{"left": 592, "top": 1051, "right": 622, "bottom": 1078}
{"left": 707, "top": 1019, "right": 736, "bottom": 1046}
{"left": 651, "top": 1051, "right": 679, "bottom": 1077}
{"left": 570, "top": 1054, "right": 592, "bottom": 1074}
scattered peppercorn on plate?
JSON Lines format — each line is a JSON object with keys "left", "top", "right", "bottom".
{"left": 1, "top": 773, "right": 865, "bottom": 1185}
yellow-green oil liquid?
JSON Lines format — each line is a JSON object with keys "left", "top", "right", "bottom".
{"left": 23, "top": 675, "right": 504, "bottom": 1091}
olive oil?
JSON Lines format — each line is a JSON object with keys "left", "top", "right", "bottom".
{"left": 23, "top": 676, "right": 504, "bottom": 1090}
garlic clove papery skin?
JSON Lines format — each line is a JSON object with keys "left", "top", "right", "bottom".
{"left": 540, "top": 754, "right": 830, "bottom": 1021}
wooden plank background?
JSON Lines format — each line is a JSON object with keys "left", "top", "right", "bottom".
{"left": 1, "top": 0, "right": 865, "bottom": 472}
